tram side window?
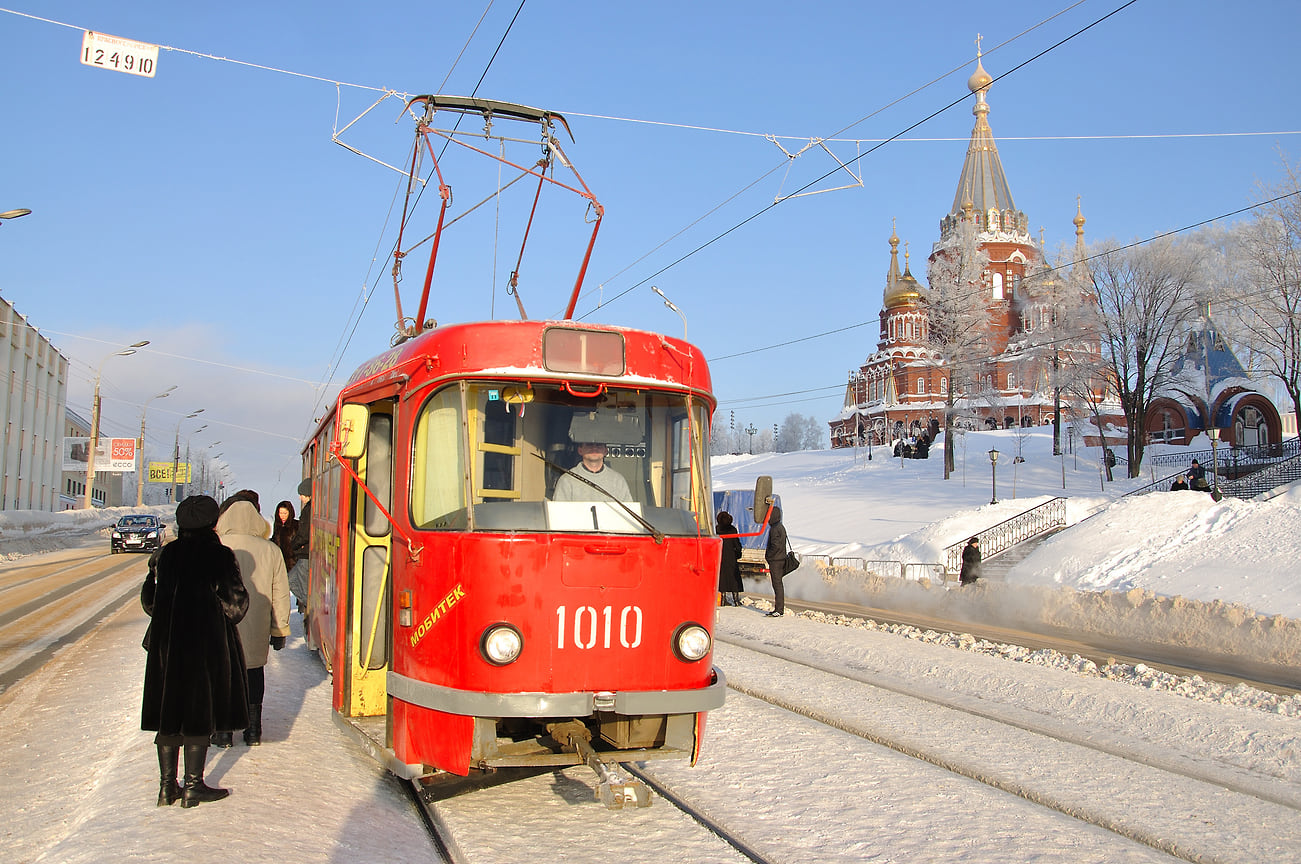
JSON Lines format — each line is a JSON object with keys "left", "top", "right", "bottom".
{"left": 411, "top": 388, "right": 467, "bottom": 529}
{"left": 362, "top": 412, "right": 393, "bottom": 538}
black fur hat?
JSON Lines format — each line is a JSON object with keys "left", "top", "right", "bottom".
{"left": 176, "top": 495, "right": 220, "bottom": 531}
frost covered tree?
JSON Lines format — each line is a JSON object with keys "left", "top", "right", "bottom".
{"left": 1229, "top": 162, "right": 1301, "bottom": 426}
{"left": 925, "top": 209, "right": 992, "bottom": 478}
{"left": 1090, "top": 237, "right": 1202, "bottom": 476}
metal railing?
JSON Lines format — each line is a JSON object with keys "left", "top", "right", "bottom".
{"left": 942, "top": 497, "right": 1067, "bottom": 574}
{"left": 1124, "top": 436, "right": 1301, "bottom": 499}
{"left": 1217, "top": 453, "right": 1301, "bottom": 499}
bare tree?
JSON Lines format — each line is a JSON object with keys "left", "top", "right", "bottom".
{"left": 1231, "top": 161, "right": 1301, "bottom": 426}
{"left": 1090, "top": 237, "right": 1202, "bottom": 476}
{"left": 925, "top": 213, "right": 992, "bottom": 478}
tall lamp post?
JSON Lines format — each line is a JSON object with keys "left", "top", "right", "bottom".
{"left": 170, "top": 410, "right": 204, "bottom": 503}
{"left": 1208, "top": 427, "right": 1222, "bottom": 501}
{"left": 988, "top": 447, "right": 1000, "bottom": 505}
{"left": 136, "top": 386, "right": 177, "bottom": 507}
{"left": 745, "top": 423, "right": 757, "bottom": 455}
{"left": 84, "top": 340, "right": 150, "bottom": 509}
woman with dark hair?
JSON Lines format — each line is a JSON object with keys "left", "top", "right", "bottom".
{"left": 270, "top": 500, "right": 299, "bottom": 572}
{"left": 141, "top": 495, "right": 249, "bottom": 808}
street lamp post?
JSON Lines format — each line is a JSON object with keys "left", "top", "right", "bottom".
{"left": 136, "top": 386, "right": 177, "bottom": 507}
{"left": 988, "top": 447, "right": 1000, "bottom": 505}
{"left": 84, "top": 341, "right": 150, "bottom": 509}
{"left": 1208, "top": 427, "right": 1222, "bottom": 500}
{"left": 170, "top": 411, "right": 204, "bottom": 503}
{"left": 651, "top": 286, "right": 687, "bottom": 340}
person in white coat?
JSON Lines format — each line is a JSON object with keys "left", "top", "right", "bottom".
{"left": 215, "top": 498, "right": 291, "bottom": 746}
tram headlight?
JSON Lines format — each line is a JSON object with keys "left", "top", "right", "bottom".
{"left": 480, "top": 623, "right": 523, "bottom": 666}
{"left": 672, "top": 622, "right": 712, "bottom": 663}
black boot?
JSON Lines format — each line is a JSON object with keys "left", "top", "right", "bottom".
{"left": 730, "top": 592, "right": 741, "bottom": 607}
{"left": 210, "top": 730, "right": 233, "bottom": 748}
{"left": 181, "top": 743, "right": 230, "bottom": 808}
{"left": 156, "top": 743, "right": 181, "bottom": 806}
{"left": 243, "top": 703, "right": 262, "bottom": 746}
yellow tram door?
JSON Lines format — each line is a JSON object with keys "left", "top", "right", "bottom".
{"left": 337, "top": 402, "right": 395, "bottom": 718}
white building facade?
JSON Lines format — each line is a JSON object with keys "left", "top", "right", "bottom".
{"left": 1, "top": 295, "right": 68, "bottom": 511}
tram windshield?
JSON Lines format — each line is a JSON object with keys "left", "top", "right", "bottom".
{"left": 411, "top": 381, "right": 713, "bottom": 536}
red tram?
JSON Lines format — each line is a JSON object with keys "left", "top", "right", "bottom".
{"left": 298, "top": 96, "right": 728, "bottom": 804}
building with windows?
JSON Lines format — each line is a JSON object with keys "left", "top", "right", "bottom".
{"left": 830, "top": 50, "right": 1097, "bottom": 450}
{"left": 830, "top": 48, "right": 1290, "bottom": 455}
{"left": 2, "top": 295, "right": 67, "bottom": 510}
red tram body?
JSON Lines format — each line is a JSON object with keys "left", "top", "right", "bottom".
{"left": 297, "top": 95, "right": 727, "bottom": 798}
{"left": 301, "top": 319, "right": 725, "bottom": 784}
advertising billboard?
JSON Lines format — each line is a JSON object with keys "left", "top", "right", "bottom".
{"left": 63, "top": 437, "right": 137, "bottom": 473}
{"left": 147, "top": 462, "right": 192, "bottom": 484}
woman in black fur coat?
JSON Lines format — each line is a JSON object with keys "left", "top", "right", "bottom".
{"left": 141, "top": 495, "right": 249, "bottom": 808}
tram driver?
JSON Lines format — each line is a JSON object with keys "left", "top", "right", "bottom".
{"left": 551, "top": 413, "right": 637, "bottom": 503}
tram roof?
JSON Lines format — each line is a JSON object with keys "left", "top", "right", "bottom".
{"left": 337, "top": 319, "right": 715, "bottom": 405}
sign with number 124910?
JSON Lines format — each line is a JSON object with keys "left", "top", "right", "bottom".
{"left": 80, "top": 31, "right": 158, "bottom": 79}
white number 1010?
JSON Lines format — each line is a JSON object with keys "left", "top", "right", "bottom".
{"left": 555, "top": 605, "right": 643, "bottom": 650}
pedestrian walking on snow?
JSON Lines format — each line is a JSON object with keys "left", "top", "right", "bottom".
{"left": 960, "top": 536, "right": 982, "bottom": 585}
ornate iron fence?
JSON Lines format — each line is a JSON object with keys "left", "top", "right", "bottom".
{"left": 942, "top": 497, "right": 1067, "bottom": 574}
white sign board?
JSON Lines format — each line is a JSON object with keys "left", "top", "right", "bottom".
{"left": 63, "top": 437, "right": 138, "bottom": 472}
{"left": 81, "top": 31, "right": 158, "bottom": 78}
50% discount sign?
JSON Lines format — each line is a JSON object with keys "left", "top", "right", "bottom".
{"left": 80, "top": 31, "right": 159, "bottom": 79}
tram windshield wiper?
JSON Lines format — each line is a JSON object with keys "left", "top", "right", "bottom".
{"left": 534, "top": 453, "right": 664, "bottom": 543}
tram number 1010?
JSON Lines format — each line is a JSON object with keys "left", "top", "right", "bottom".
{"left": 555, "top": 605, "right": 643, "bottom": 650}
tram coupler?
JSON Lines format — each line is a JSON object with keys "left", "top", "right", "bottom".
{"left": 555, "top": 724, "right": 652, "bottom": 809}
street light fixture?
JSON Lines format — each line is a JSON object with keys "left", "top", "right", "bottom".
{"left": 171, "top": 410, "right": 204, "bottom": 503}
{"left": 651, "top": 286, "right": 687, "bottom": 340}
{"left": 0, "top": 208, "right": 32, "bottom": 224}
{"left": 84, "top": 340, "right": 150, "bottom": 509}
{"left": 136, "top": 386, "right": 177, "bottom": 507}
{"left": 988, "top": 448, "right": 1000, "bottom": 505}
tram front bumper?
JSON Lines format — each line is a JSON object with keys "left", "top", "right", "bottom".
{"left": 387, "top": 665, "right": 727, "bottom": 718}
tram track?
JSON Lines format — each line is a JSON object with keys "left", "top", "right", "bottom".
{"left": 687, "top": 633, "right": 1301, "bottom": 863}
{"left": 0, "top": 545, "right": 148, "bottom": 695}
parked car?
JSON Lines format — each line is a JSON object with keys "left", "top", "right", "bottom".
{"left": 110, "top": 514, "right": 166, "bottom": 553}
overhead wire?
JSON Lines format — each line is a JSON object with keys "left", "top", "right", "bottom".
{"left": 575, "top": 0, "right": 1144, "bottom": 323}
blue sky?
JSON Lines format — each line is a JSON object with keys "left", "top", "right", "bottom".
{"left": 2, "top": 0, "right": 1298, "bottom": 505}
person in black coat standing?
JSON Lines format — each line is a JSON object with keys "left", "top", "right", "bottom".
{"left": 960, "top": 536, "right": 982, "bottom": 585}
{"left": 141, "top": 495, "right": 249, "bottom": 808}
{"left": 763, "top": 505, "right": 788, "bottom": 617}
{"left": 716, "top": 511, "right": 743, "bottom": 607}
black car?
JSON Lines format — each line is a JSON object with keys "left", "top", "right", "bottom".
{"left": 111, "top": 514, "right": 166, "bottom": 553}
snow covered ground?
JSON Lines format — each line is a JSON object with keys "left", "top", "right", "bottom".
{"left": 2, "top": 428, "right": 1299, "bottom": 862}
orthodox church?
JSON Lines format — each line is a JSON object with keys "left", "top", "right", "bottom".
{"left": 829, "top": 48, "right": 1288, "bottom": 454}
{"left": 830, "top": 49, "right": 1095, "bottom": 450}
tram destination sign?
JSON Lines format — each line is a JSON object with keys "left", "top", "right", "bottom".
{"left": 80, "top": 31, "right": 158, "bottom": 79}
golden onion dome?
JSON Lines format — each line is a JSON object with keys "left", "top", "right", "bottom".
{"left": 967, "top": 55, "right": 992, "bottom": 93}
{"left": 884, "top": 250, "right": 923, "bottom": 308}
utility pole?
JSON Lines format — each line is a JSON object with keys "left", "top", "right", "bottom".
{"left": 84, "top": 341, "right": 149, "bottom": 509}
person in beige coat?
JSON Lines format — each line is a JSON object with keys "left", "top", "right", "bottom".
{"left": 215, "top": 498, "right": 291, "bottom": 746}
